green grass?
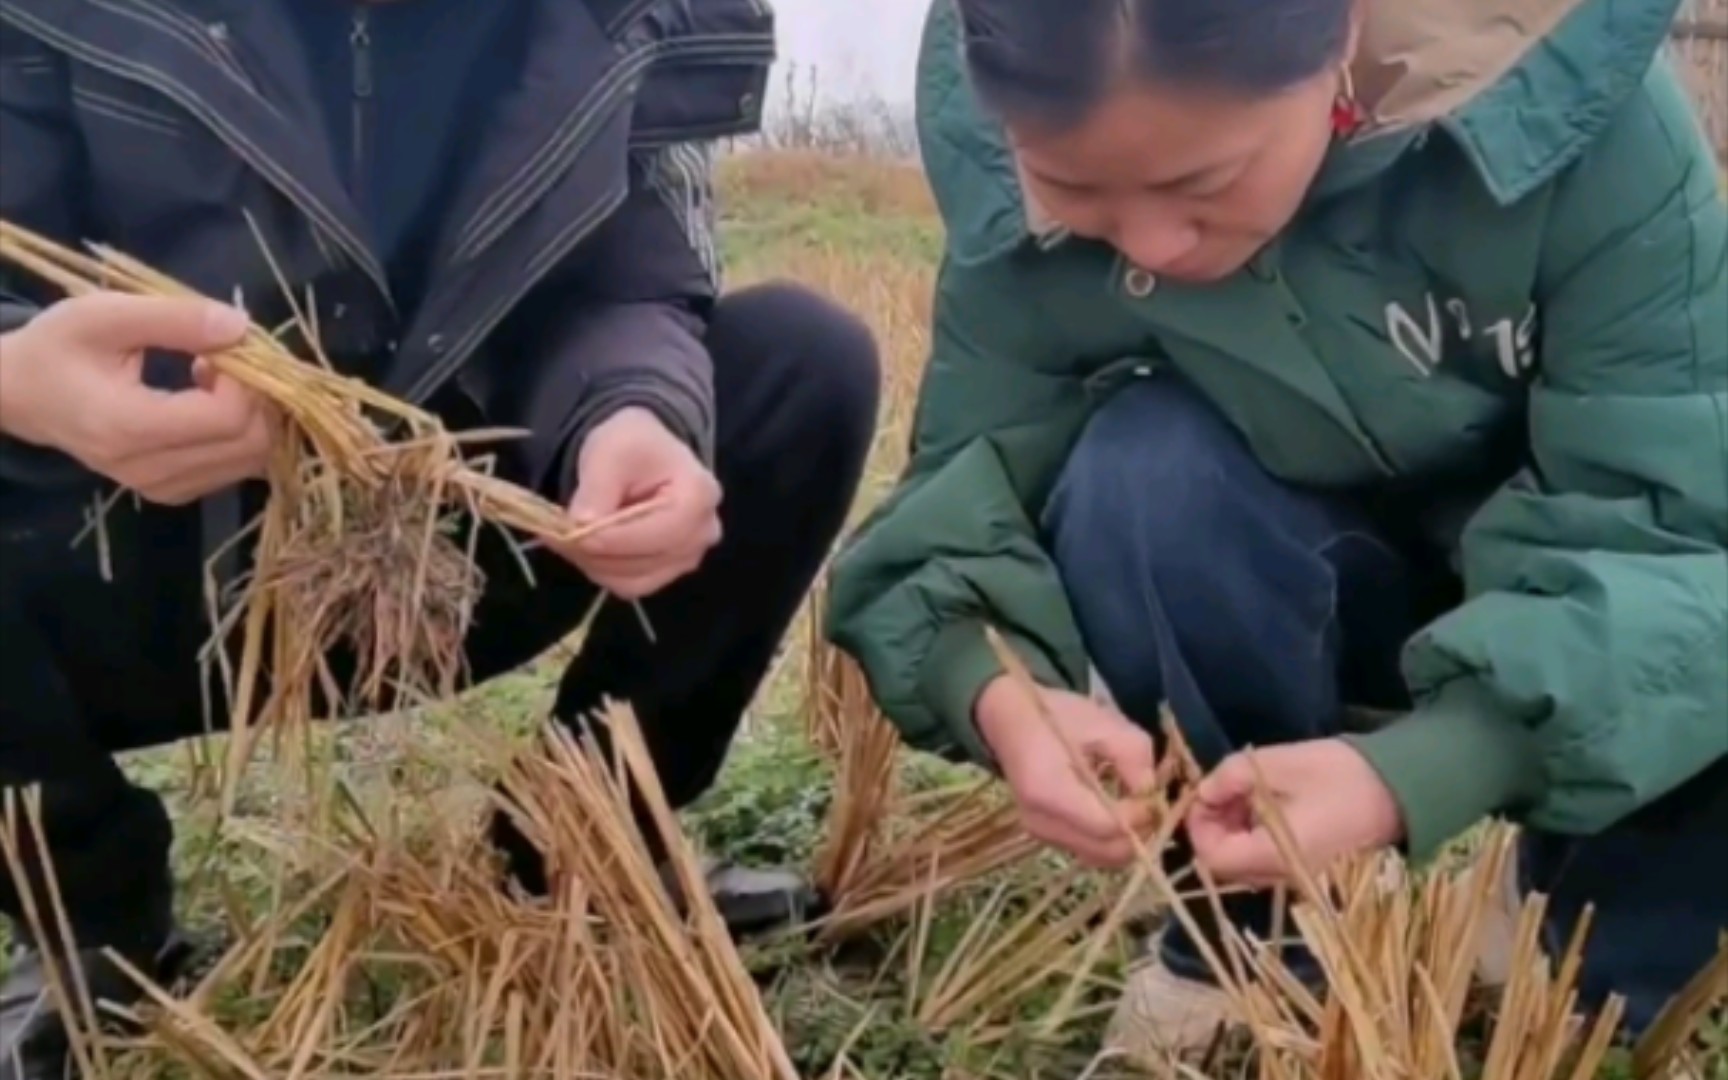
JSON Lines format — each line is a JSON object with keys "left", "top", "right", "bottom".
{"left": 717, "top": 150, "right": 945, "bottom": 269}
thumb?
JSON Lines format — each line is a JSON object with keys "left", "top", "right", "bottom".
{"left": 190, "top": 356, "right": 218, "bottom": 391}
{"left": 568, "top": 449, "right": 630, "bottom": 524}
{"left": 1191, "top": 820, "right": 1287, "bottom": 885}
{"left": 1095, "top": 723, "right": 1158, "bottom": 798}
{"left": 1195, "top": 751, "right": 1260, "bottom": 810}
{"left": 67, "top": 294, "right": 250, "bottom": 358}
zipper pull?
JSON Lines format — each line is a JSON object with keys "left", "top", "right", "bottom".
{"left": 350, "top": 9, "right": 373, "bottom": 99}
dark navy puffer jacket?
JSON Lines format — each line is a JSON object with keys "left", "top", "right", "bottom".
{"left": 0, "top": 0, "right": 774, "bottom": 508}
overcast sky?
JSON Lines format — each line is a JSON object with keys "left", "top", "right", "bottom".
{"left": 772, "top": 0, "right": 928, "bottom": 107}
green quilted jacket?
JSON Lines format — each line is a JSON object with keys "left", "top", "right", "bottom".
{"left": 827, "top": 0, "right": 1728, "bottom": 859}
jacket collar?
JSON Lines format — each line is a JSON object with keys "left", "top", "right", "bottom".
{"left": 0, "top": 0, "right": 646, "bottom": 311}
{"left": 0, "top": 0, "right": 394, "bottom": 303}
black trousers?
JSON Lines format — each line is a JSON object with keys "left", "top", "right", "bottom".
{"left": 0, "top": 283, "right": 880, "bottom": 959}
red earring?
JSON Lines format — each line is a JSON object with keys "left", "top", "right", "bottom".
{"left": 1331, "top": 67, "right": 1367, "bottom": 139}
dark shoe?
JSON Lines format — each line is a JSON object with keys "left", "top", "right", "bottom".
{"left": 687, "top": 857, "right": 827, "bottom": 939}
{"left": 491, "top": 808, "right": 825, "bottom": 940}
{"left": 0, "top": 929, "right": 195, "bottom": 1080}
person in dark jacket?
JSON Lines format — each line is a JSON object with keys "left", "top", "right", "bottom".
{"left": 0, "top": 1, "right": 880, "bottom": 1075}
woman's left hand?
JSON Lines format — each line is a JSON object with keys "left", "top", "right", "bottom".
{"left": 1186, "top": 738, "right": 1405, "bottom": 888}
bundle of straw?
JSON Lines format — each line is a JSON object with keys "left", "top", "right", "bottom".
{"left": 974, "top": 627, "right": 1728, "bottom": 1079}
{"left": 804, "top": 586, "right": 907, "bottom": 903}
{"left": 1186, "top": 827, "right": 1629, "bottom": 1080}
{"left": 904, "top": 868, "right": 1126, "bottom": 1043}
{"left": 0, "top": 221, "right": 636, "bottom": 807}
{"left": 2, "top": 704, "right": 801, "bottom": 1078}
{"left": 810, "top": 705, "right": 902, "bottom": 902}
{"left": 488, "top": 702, "right": 801, "bottom": 1079}
{"left": 807, "top": 617, "right": 1207, "bottom": 943}
{"left": 804, "top": 586, "right": 880, "bottom": 762}
{"left": 806, "top": 586, "right": 1049, "bottom": 941}
{"left": 815, "top": 775, "right": 1041, "bottom": 942}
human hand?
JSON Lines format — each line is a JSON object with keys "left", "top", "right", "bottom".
{"left": 558, "top": 406, "right": 721, "bottom": 599}
{"left": 1186, "top": 738, "right": 1404, "bottom": 888}
{"left": 0, "top": 292, "right": 270, "bottom": 504}
{"left": 975, "top": 677, "right": 1159, "bottom": 868}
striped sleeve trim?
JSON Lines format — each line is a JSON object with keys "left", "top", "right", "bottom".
{"left": 642, "top": 141, "right": 721, "bottom": 289}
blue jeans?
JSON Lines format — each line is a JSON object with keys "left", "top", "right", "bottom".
{"left": 1043, "top": 376, "right": 1728, "bottom": 1034}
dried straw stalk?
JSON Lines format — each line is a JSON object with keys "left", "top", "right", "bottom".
{"left": 1634, "top": 933, "right": 1728, "bottom": 1078}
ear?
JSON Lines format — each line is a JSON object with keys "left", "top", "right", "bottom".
{"left": 1014, "top": 158, "right": 1064, "bottom": 238}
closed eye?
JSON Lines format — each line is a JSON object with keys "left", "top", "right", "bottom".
{"left": 1162, "top": 167, "right": 1239, "bottom": 198}
{"left": 1036, "top": 177, "right": 1100, "bottom": 197}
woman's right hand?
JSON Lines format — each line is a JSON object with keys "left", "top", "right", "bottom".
{"left": 975, "top": 676, "right": 1160, "bottom": 868}
{"left": 0, "top": 292, "right": 271, "bottom": 504}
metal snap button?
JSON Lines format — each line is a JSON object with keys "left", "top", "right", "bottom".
{"left": 427, "top": 334, "right": 446, "bottom": 353}
{"left": 1124, "top": 267, "right": 1157, "bottom": 298}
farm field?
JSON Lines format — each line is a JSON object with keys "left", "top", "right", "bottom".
{"left": 12, "top": 150, "right": 1725, "bottom": 1079}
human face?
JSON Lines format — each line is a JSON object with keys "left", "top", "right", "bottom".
{"left": 1010, "top": 73, "right": 1340, "bottom": 283}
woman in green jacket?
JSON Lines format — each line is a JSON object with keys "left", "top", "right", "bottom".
{"left": 827, "top": 0, "right": 1728, "bottom": 1059}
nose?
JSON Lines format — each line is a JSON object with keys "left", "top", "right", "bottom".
{"left": 1113, "top": 206, "right": 1202, "bottom": 276}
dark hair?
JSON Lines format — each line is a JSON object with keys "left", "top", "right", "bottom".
{"left": 956, "top": 0, "right": 1354, "bottom": 129}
